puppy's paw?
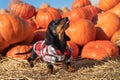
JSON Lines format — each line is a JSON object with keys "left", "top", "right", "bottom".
{"left": 62, "top": 62, "right": 75, "bottom": 72}
{"left": 30, "top": 63, "right": 34, "bottom": 68}
{"left": 28, "top": 61, "right": 34, "bottom": 68}
{"left": 67, "top": 66, "right": 75, "bottom": 72}
{"left": 47, "top": 69, "right": 54, "bottom": 74}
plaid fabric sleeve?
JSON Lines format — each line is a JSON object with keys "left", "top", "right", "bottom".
{"left": 64, "top": 46, "right": 73, "bottom": 55}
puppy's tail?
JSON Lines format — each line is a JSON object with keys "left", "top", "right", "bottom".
{"left": 15, "top": 48, "right": 33, "bottom": 55}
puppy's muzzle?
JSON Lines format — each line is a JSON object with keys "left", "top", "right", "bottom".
{"left": 62, "top": 17, "right": 69, "bottom": 29}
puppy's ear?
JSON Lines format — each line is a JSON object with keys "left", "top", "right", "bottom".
{"left": 65, "top": 33, "right": 70, "bottom": 41}
{"left": 45, "top": 26, "right": 54, "bottom": 45}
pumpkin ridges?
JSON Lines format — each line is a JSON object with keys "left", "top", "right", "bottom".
{"left": 8, "top": 0, "right": 36, "bottom": 19}
{"left": 0, "top": 14, "right": 11, "bottom": 50}
{"left": 81, "top": 40, "right": 119, "bottom": 60}
{"left": 21, "top": 4, "right": 27, "bottom": 18}
{"left": 66, "top": 19, "right": 96, "bottom": 46}
{"left": 107, "top": 3, "right": 120, "bottom": 18}
{"left": 0, "top": 13, "right": 15, "bottom": 42}
{"left": 96, "top": 12, "right": 120, "bottom": 40}
{"left": 35, "top": 8, "right": 61, "bottom": 29}
{"left": 20, "top": 22, "right": 34, "bottom": 44}
{"left": 6, "top": 45, "right": 32, "bottom": 60}
{"left": 0, "top": 12, "right": 34, "bottom": 51}
{"left": 62, "top": 5, "right": 101, "bottom": 22}
{"left": 98, "top": 0, "right": 120, "bottom": 11}
{"left": 7, "top": 14, "right": 30, "bottom": 44}
{"left": 71, "top": 0, "right": 91, "bottom": 9}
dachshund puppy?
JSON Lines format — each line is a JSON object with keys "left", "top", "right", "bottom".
{"left": 18, "top": 17, "right": 75, "bottom": 73}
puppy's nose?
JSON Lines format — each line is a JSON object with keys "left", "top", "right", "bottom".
{"left": 63, "top": 17, "right": 69, "bottom": 21}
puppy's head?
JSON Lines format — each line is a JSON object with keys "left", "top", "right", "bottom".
{"left": 45, "top": 17, "right": 70, "bottom": 52}
{"left": 51, "top": 17, "right": 69, "bottom": 39}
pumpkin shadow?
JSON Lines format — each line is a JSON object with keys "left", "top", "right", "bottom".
{"left": 96, "top": 27, "right": 109, "bottom": 40}
{"left": 71, "top": 58, "right": 107, "bottom": 71}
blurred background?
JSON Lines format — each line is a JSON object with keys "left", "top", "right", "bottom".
{"left": 0, "top": 0, "right": 100, "bottom": 9}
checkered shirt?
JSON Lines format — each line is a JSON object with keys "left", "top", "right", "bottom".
{"left": 33, "top": 41, "right": 72, "bottom": 64}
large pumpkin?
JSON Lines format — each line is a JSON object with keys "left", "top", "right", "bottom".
{"left": 71, "top": 0, "right": 91, "bottom": 9}
{"left": 62, "top": 5, "right": 101, "bottom": 22}
{"left": 66, "top": 19, "right": 96, "bottom": 46}
{"left": 0, "top": 12, "right": 34, "bottom": 51}
{"left": 111, "top": 29, "right": 120, "bottom": 47}
{"left": 96, "top": 12, "right": 120, "bottom": 40}
{"left": 35, "top": 7, "right": 61, "bottom": 29}
{"left": 67, "top": 41, "right": 79, "bottom": 59}
{"left": 8, "top": 0, "right": 36, "bottom": 19}
{"left": 98, "top": 0, "right": 120, "bottom": 11}
{"left": 81, "top": 40, "right": 119, "bottom": 60}
{"left": 107, "top": 3, "right": 120, "bottom": 18}
{"left": 6, "top": 45, "right": 32, "bottom": 60}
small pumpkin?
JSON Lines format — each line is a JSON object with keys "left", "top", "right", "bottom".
{"left": 40, "top": 3, "right": 51, "bottom": 8}
{"left": 71, "top": 0, "right": 91, "bottom": 9}
{"left": 81, "top": 40, "right": 119, "bottom": 60}
{"left": 0, "top": 8, "right": 9, "bottom": 14}
{"left": 8, "top": 0, "right": 36, "bottom": 19}
{"left": 66, "top": 19, "right": 96, "bottom": 46}
{"left": 35, "top": 7, "right": 61, "bottom": 29}
{"left": 61, "top": 7, "right": 70, "bottom": 13}
{"left": 111, "top": 29, "right": 120, "bottom": 47}
{"left": 67, "top": 41, "right": 79, "bottom": 59}
{"left": 6, "top": 45, "right": 32, "bottom": 60}
{"left": 98, "top": 0, "right": 120, "bottom": 11}
{"left": 0, "top": 12, "right": 34, "bottom": 52}
{"left": 95, "top": 12, "right": 120, "bottom": 40}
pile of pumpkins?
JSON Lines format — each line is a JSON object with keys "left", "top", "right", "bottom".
{"left": 0, "top": 0, "right": 120, "bottom": 61}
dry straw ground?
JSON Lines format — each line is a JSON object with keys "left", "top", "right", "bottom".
{"left": 0, "top": 56, "right": 120, "bottom": 80}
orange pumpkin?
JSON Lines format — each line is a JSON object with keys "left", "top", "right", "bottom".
{"left": 96, "top": 12, "right": 120, "bottom": 40}
{"left": 66, "top": 19, "right": 96, "bottom": 46}
{"left": 71, "top": 0, "right": 91, "bottom": 9}
{"left": 0, "top": 12, "right": 34, "bottom": 51}
{"left": 107, "top": 3, "right": 120, "bottom": 18}
{"left": 98, "top": 0, "right": 120, "bottom": 11}
{"left": 32, "top": 29, "right": 46, "bottom": 43}
{"left": 62, "top": 5, "right": 101, "bottom": 22}
{"left": 61, "top": 7, "right": 70, "bottom": 13}
{"left": 35, "top": 8, "right": 61, "bottom": 29}
{"left": 81, "top": 40, "right": 119, "bottom": 60}
{"left": 0, "top": 8, "right": 9, "bottom": 14}
{"left": 6, "top": 45, "right": 32, "bottom": 60}
{"left": 40, "top": 3, "right": 51, "bottom": 8}
{"left": 67, "top": 41, "right": 79, "bottom": 59}
{"left": 27, "top": 19, "right": 37, "bottom": 32}
{"left": 8, "top": 0, "right": 36, "bottom": 19}
{"left": 111, "top": 29, "right": 120, "bottom": 47}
